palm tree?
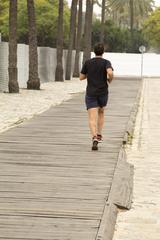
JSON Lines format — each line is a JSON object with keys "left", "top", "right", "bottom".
{"left": 110, "top": 0, "right": 154, "bottom": 31}
{"left": 134, "top": 0, "right": 154, "bottom": 28}
{"left": 27, "top": 0, "right": 40, "bottom": 89}
{"left": 55, "top": 0, "right": 64, "bottom": 81}
{"left": 110, "top": 0, "right": 133, "bottom": 32}
{"left": 130, "top": 0, "right": 134, "bottom": 35}
{"left": 73, "top": 0, "right": 83, "bottom": 77}
{"left": 83, "top": 0, "right": 94, "bottom": 64}
{"left": 65, "top": 0, "right": 78, "bottom": 80}
{"left": 8, "top": 0, "right": 19, "bottom": 93}
{"left": 100, "top": 0, "right": 106, "bottom": 43}
{"left": 96, "top": 0, "right": 112, "bottom": 42}
{"left": 110, "top": 0, "right": 153, "bottom": 50}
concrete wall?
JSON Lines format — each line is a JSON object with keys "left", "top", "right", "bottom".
{"left": 0, "top": 42, "right": 78, "bottom": 92}
{"left": 102, "top": 52, "right": 160, "bottom": 78}
{"left": 0, "top": 42, "right": 9, "bottom": 92}
{"left": 1, "top": 42, "right": 160, "bottom": 92}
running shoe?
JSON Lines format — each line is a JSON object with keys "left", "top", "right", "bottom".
{"left": 92, "top": 136, "right": 98, "bottom": 151}
{"left": 97, "top": 134, "right": 103, "bottom": 143}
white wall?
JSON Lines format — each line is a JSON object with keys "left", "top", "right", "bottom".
{"left": 0, "top": 42, "right": 8, "bottom": 92}
{"left": 1, "top": 42, "right": 160, "bottom": 92}
{"left": 0, "top": 43, "right": 78, "bottom": 91}
{"left": 102, "top": 52, "right": 160, "bottom": 77}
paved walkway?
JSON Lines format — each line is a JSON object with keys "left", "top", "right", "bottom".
{"left": 0, "top": 79, "right": 140, "bottom": 240}
{"left": 113, "top": 78, "right": 160, "bottom": 240}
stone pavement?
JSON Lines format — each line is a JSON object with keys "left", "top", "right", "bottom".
{"left": 113, "top": 78, "right": 160, "bottom": 240}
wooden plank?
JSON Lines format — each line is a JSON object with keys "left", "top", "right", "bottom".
{"left": 96, "top": 202, "right": 118, "bottom": 240}
{"left": 0, "top": 216, "right": 99, "bottom": 240}
{"left": 108, "top": 148, "right": 134, "bottom": 210}
{"left": 0, "top": 78, "right": 141, "bottom": 239}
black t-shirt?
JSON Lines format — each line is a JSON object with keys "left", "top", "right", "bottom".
{"left": 81, "top": 57, "right": 113, "bottom": 97}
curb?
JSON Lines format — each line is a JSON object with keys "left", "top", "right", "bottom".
{"left": 123, "top": 79, "right": 143, "bottom": 145}
{"left": 96, "top": 148, "right": 134, "bottom": 240}
{"left": 96, "top": 79, "right": 143, "bottom": 240}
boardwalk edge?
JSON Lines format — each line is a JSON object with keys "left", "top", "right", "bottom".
{"left": 96, "top": 79, "right": 142, "bottom": 240}
{"left": 123, "top": 78, "right": 143, "bottom": 145}
{"left": 96, "top": 148, "right": 133, "bottom": 240}
{"left": 109, "top": 148, "right": 134, "bottom": 210}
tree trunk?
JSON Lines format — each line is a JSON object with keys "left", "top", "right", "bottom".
{"left": 27, "top": 0, "right": 40, "bottom": 90}
{"left": 100, "top": 0, "right": 106, "bottom": 43}
{"left": 65, "top": 0, "right": 78, "bottom": 80}
{"left": 73, "top": 0, "right": 83, "bottom": 77}
{"left": 83, "top": 0, "right": 94, "bottom": 64}
{"left": 129, "top": 0, "right": 134, "bottom": 34}
{"left": 55, "top": 0, "right": 64, "bottom": 81}
{"left": 8, "top": 0, "right": 19, "bottom": 93}
{"left": 130, "top": 0, "right": 134, "bottom": 39}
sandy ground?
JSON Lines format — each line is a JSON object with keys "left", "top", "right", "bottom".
{"left": 113, "top": 78, "right": 160, "bottom": 240}
{"left": 0, "top": 78, "right": 86, "bottom": 133}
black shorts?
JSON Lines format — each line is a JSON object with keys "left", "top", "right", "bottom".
{"left": 85, "top": 94, "right": 108, "bottom": 110}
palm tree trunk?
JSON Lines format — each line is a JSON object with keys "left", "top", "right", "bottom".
{"left": 27, "top": 0, "right": 40, "bottom": 89}
{"left": 129, "top": 0, "right": 134, "bottom": 50}
{"left": 100, "top": 0, "right": 106, "bottom": 43}
{"left": 55, "top": 0, "right": 64, "bottom": 81}
{"left": 83, "top": 0, "right": 94, "bottom": 64}
{"left": 73, "top": 0, "right": 83, "bottom": 77}
{"left": 8, "top": 0, "right": 19, "bottom": 93}
{"left": 65, "top": 0, "right": 78, "bottom": 80}
{"left": 130, "top": 0, "right": 134, "bottom": 35}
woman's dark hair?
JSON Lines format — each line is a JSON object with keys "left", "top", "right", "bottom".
{"left": 94, "top": 43, "right": 104, "bottom": 56}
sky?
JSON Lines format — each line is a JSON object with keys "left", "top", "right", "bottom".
{"left": 155, "top": 0, "right": 160, "bottom": 6}
{"left": 67, "top": 0, "right": 160, "bottom": 15}
{"left": 154, "top": 0, "right": 160, "bottom": 7}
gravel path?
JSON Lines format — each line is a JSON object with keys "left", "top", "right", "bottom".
{"left": 0, "top": 78, "right": 86, "bottom": 133}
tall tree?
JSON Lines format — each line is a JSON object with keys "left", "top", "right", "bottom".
{"left": 100, "top": 0, "right": 106, "bottom": 43}
{"left": 8, "top": 0, "right": 19, "bottom": 93}
{"left": 110, "top": 0, "right": 134, "bottom": 31}
{"left": 55, "top": 0, "right": 64, "bottom": 81}
{"left": 27, "top": 0, "right": 40, "bottom": 89}
{"left": 110, "top": 0, "right": 153, "bottom": 50}
{"left": 96, "top": 0, "right": 111, "bottom": 41}
{"left": 65, "top": 0, "right": 78, "bottom": 80}
{"left": 0, "top": 0, "right": 71, "bottom": 47}
{"left": 143, "top": 7, "right": 160, "bottom": 49}
{"left": 129, "top": 0, "right": 134, "bottom": 35}
{"left": 129, "top": 0, "right": 134, "bottom": 49}
{"left": 73, "top": 0, "right": 83, "bottom": 77}
{"left": 83, "top": 0, "right": 94, "bottom": 64}
{"left": 110, "top": 0, "right": 154, "bottom": 30}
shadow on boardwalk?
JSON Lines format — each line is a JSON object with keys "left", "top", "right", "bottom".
{"left": 0, "top": 78, "right": 140, "bottom": 240}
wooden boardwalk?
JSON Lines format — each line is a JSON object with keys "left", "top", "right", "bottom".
{"left": 0, "top": 79, "right": 140, "bottom": 240}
